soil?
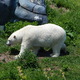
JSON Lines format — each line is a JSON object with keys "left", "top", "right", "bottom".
{"left": 50, "top": 4, "right": 69, "bottom": 13}
{"left": 0, "top": 52, "right": 15, "bottom": 63}
{"left": 0, "top": 48, "right": 69, "bottom": 63}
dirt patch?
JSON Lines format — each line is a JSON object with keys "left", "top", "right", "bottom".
{"left": 50, "top": 4, "right": 69, "bottom": 13}
{"left": 0, "top": 48, "right": 19, "bottom": 63}
{"left": 0, "top": 52, "right": 15, "bottom": 63}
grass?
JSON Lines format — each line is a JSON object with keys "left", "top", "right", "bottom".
{"left": 0, "top": 38, "right": 8, "bottom": 53}
{"left": 0, "top": 0, "right": 80, "bottom": 80}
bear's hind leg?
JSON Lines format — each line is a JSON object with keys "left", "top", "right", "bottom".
{"left": 51, "top": 43, "right": 62, "bottom": 57}
{"left": 51, "top": 48, "right": 60, "bottom": 57}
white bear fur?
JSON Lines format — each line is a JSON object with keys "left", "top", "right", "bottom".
{"left": 6, "top": 23, "right": 66, "bottom": 59}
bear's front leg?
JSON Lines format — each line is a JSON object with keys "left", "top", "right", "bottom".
{"left": 15, "top": 42, "right": 30, "bottom": 59}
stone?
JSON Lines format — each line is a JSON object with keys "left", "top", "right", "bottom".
{"left": 15, "top": 6, "right": 41, "bottom": 21}
{"left": 0, "top": 0, "right": 11, "bottom": 7}
{"left": 19, "top": 0, "right": 46, "bottom": 14}
{"left": 15, "top": 0, "right": 48, "bottom": 24}
{"left": 33, "top": 5, "right": 46, "bottom": 14}
{"left": 0, "top": 25, "right": 5, "bottom": 30}
{"left": 0, "top": 0, "right": 48, "bottom": 25}
{"left": 31, "top": 0, "right": 45, "bottom": 6}
{"left": 19, "top": 0, "right": 36, "bottom": 12}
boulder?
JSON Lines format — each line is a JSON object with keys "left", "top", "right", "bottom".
{"left": 31, "top": 0, "right": 45, "bottom": 6}
{"left": 15, "top": 6, "right": 48, "bottom": 24}
{"left": 19, "top": 0, "right": 46, "bottom": 14}
{"left": 0, "top": 25, "right": 5, "bottom": 30}
{"left": 19, "top": 0, "right": 36, "bottom": 12}
{"left": 32, "top": 5, "right": 46, "bottom": 14}
{"left": 0, "top": 0, "right": 11, "bottom": 7}
{"left": 15, "top": 0, "right": 48, "bottom": 24}
{"left": 0, "top": 0, "right": 48, "bottom": 25}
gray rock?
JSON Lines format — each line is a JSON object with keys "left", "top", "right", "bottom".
{"left": 33, "top": 5, "right": 46, "bottom": 14}
{"left": 41, "top": 15, "right": 48, "bottom": 24}
{"left": 0, "top": 0, "right": 11, "bottom": 7}
{"left": 15, "top": 6, "right": 42, "bottom": 21}
{"left": 30, "top": 0, "right": 45, "bottom": 6}
{"left": 15, "top": 6, "right": 48, "bottom": 24}
{"left": 19, "top": 0, "right": 36, "bottom": 12}
{"left": 0, "top": 25, "right": 5, "bottom": 30}
{"left": 19, "top": 0, "right": 46, "bottom": 14}
{"left": 0, "top": 0, "right": 48, "bottom": 25}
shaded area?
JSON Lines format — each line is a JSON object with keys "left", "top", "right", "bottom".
{"left": 0, "top": 52, "right": 15, "bottom": 63}
{"left": 0, "top": 3, "right": 9, "bottom": 25}
{"left": 38, "top": 48, "right": 69, "bottom": 57}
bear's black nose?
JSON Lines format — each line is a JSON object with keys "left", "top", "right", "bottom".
{"left": 7, "top": 44, "right": 11, "bottom": 46}
{"left": 6, "top": 42, "right": 11, "bottom": 46}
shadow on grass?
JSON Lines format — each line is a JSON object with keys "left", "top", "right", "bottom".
{"left": 10, "top": 48, "right": 19, "bottom": 55}
{"left": 38, "top": 48, "right": 69, "bottom": 57}
{"left": 10, "top": 48, "right": 69, "bottom": 57}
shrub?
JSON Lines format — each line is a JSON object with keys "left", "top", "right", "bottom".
{"left": 17, "top": 50, "right": 40, "bottom": 69}
{"left": 0, "top": 30, "right": 6, "bottom": 38}
{"left": 0, "top": 62, "right": 20, "bottom": 80}
{"left": 5, "top": 21, "right": 38, "bottom": 37}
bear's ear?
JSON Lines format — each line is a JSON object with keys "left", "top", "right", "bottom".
{"left": 14, "top": 35, "right": 16, "bottom": 39}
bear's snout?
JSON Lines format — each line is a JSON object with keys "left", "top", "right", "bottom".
{"left": 6, "top": 41, "right": 11, "bottom": 46}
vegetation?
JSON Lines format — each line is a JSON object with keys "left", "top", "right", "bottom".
{"left": 0, "top": 0, "right": 80, "bottom": 80}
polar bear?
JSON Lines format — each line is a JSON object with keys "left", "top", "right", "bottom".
{"left": 6, "top": 23, "right": 66, "bottom": 59}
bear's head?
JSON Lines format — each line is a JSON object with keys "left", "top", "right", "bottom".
{"left": 6, "top": 34, "right": 17, "bottom": 46}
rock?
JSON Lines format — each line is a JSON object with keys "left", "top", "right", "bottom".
{"left": 0, "top": 0, "right": 11, "bottom": 7}
{"left": 15, "top": 6, "right": 42, "bottom": 21}
{"left": 0, "top": 0, "right": 48, "bottom": 25}
{"left": 15, "top": 6, "right": 48, "bottom": 24}
{"left": 19, "top": 0, "right": 46, "bottom": 14}
{"left": 0, "top": 25, "right": 5, "bottom": 30}
{"left": 15, "top": 0, "right": 48, "bottom": 24}
{"left": 31, "top": 0, "right": 45, "bottom": 6}
{"left": 33, "top": 5, "right": 46, "bottom": 14}
{"left": 19, "top": 0, "right": 36, "bottom": 12}
{"left": 41, "top": 15, "right": 48, "bottom": 24}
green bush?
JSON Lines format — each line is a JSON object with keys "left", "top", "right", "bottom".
{"left": 0, "top": 62, "right": 20, "bottom": 80}
{"left": 23, "top": 68, "right": 48, "bottom": 80}
{"left": 17, "top": 50, "right": 39, "bottom": 69}
{"left": 0, "top": 30, "right": 6, "bottom": 38}
{"left": 5, "top": 21, "right": 38, "bottom": 37}
{"left": 51, "top": 0, "right": 75, "bottom": 9}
